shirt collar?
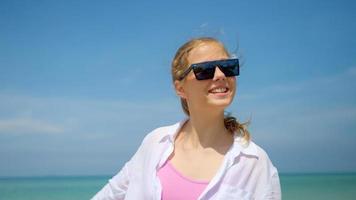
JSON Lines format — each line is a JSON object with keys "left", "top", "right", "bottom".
{"left": 230, "top": 134, "right": 259, "bottom": 159}
{"left": 158, "top": 118, "right": 188, "bottom": 143}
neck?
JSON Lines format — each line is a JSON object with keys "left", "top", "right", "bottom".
{"left": 182, "top": 108, "right": 231, "bottom": 150}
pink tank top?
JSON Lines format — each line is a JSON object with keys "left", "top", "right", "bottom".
{"left": 157, "top": 160, "right": 209, "bottom": 200}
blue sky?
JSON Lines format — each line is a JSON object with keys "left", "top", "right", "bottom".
{"left": 0, "top": 0, "right": 355, "bottom": 176}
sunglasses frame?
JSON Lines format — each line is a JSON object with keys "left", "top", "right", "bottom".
{"left": 178, "top": 58, "right": 240, "bottom": 81}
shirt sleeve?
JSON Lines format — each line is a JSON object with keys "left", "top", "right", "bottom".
{"left": 263, "top": 168, "right": 282, "bottom": 200}
{"left": 91, "top": 161, "right": 131, "bottom": 200}
{"left": 90, "top": 130, "right": 155, "bottom": 200}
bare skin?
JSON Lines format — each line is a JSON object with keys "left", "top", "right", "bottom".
{"left": 170, "top": 42, "right": 236, "bottom": 181}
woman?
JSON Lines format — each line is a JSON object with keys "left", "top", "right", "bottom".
{"left": 92, "top": 37, "right": 281, "bottom": 200}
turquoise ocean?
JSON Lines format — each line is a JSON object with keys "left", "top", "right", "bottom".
{"left": 0, "top": 173, "right": 355, "bottom": 200}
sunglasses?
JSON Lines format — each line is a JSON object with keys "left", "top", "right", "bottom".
{"left": 178, "top": 58, "right": 240, "bottom": 81}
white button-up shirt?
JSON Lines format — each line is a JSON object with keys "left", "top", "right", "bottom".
{"left": 92, "top": 119, "right": 281, "bottom": 200}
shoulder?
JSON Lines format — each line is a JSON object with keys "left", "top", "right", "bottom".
{"left": 248, "top": 142, "right": 281, "bottom": 197}
{"left": 126, "top": 121, "right": 183, "bottom": 163}
{"left": 249, "top": 141, "right": 270, "bottom": 161}
{"left": 247, "top": 141, "right": 278, "bottom": 175}
{"left": 140, "top": 120, "right": 184, "bottom": 146}
{"left": 235, "top": 141, "right": 281, "bottom": 198}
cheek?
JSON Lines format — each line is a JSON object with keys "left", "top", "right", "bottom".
{"left": 184, "top": 82, "right": 208, "bottom": 100}
{"left": 229, "top": 77, "right": 237, "bottom": 89}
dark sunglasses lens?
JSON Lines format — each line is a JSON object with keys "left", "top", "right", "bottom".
{"left": 193, "top": 64, "right": 215, "bottom": 80}
{"left": 220, "top": 61, "right": 239, "bottom": 77}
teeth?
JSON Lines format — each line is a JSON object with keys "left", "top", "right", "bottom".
{"left": 210, "top": 88, "right": 228, "bottom": 93}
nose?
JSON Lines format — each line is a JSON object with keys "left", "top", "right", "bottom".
{"left": 212, "top": 66, "right": 226, "bottom": 81}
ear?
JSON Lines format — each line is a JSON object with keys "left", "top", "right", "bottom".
{"left": 174, "top": 80, "right": 187, "bottom": 99}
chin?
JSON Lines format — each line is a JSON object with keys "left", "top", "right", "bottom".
{"left": 206, "top": 98, "right": 233, "bottom": 109}
{"left": 212, "top": 101, "right": 232, "bottom": 108}
{"left": 206, "top": 92, "right": 234, "bottom": 107}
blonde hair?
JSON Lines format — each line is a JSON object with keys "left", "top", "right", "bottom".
{"left": 171, "top": 37, "right": 250, "bottom": 144}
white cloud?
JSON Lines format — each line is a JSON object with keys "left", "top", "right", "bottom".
{"left": 199, "top": 22, "right": 208, "bottom": 28}
{"left": 0, "top": 93, "right": 182, "bottom": 137}
{"left": 0, "top": 118, "right": 64, "bottom": 134}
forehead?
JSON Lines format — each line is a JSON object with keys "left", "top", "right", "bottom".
{"left": 187, "top": 42, "right": 228, "bottom": 64}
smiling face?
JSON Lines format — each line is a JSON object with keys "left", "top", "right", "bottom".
{"left": 175, "top": 41, "right": 237, "bottom": 114}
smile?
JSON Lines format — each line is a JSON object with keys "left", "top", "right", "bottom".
{"left": 208, "top": 87, "right": 229, "bottom": 94}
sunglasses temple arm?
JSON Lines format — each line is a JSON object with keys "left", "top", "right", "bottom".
{"left": 178, "top": 66, "right": 193, "bottom": 81}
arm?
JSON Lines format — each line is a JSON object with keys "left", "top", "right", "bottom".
{"left": 91, "top": 161, "right": 131, "bottom": 200}
{"left": 263, "top": 169, "right": 282, "bottom": 200}
{"left": 90, "top": 126, "right": 162, "bottom": 200}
